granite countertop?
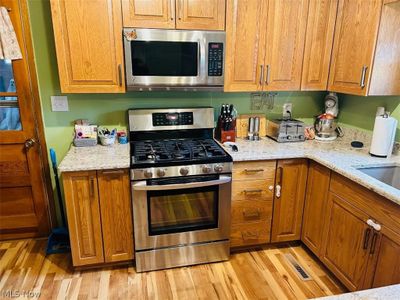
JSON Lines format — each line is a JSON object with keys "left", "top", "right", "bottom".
{"left": 58, "top": 143, "right": 130, "bottom": 172}
{"left": 58, "top": 128, "right": 399, "bottom": 204}
{"left": 226, "top": 128, "right": 400, "bottom": 204}
{"left": 314, "top": 284, "right": 400, "bottom": 300}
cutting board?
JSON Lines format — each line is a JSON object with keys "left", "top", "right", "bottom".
{"left": 236, "top": 114, "right": 267, "bottom": 138}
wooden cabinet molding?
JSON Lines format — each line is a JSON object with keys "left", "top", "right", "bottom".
{"left": 50, "top": 0, "right": 125, "bottom": 93}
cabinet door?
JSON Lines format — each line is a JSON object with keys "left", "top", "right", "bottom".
{"left": 62, "top": 171, "right": 104, "bottom": 266}
{"left": 97, "top": 170, "right": 134, "bottom": 262}
{"left": 121, "top": 0, "right": 175, "bottom": 29}
{"left": 271, "top": 159, "right": 308, "bottom": 242}
{"left": 263, "top": 0, "right": 309, "bottom": 91}
{"left": 327, "top": 0, "right": 382, "bottom": 96}
{"left": 97, "top": 170, "right": 134, "bottom": 263}
{"left": 176, "top": 0, "right": 225, "bottom": 30}
{"left": 301, "top": 0, "right": 338, "bottom": 91}
{"left": 224, "top": 0, "right": 268, "bottom": 91}
{"left": 321, "top": 193, "right": 371, "bottom": 291}
{"left": 369, "top": 228, "right": 400, "bottom": 288}
{"left": 302, "top": 162, "right": 331, "bottom": 257}
{"left": 50, "top": 0, "right": 125, "bottom": 93}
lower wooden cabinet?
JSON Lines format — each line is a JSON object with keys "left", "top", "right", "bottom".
{"left": 271, "top": 159, "right": 308, "bottom": 242}
{"left": 321, "top": 192, "right": 371, "bottom": 291}
{"left": 62, "top": 169, "right": 134, "bottom": 267}
{"left": 231, "top": 161, "right": 276, "bottom": 248}
{"left": 302, "top": 162, "right": 331, "bottom": 256}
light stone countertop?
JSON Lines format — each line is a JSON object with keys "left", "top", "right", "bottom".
{"left": 314, "top": 284, "right": 400, "bottom": 300}
{"left": 226, "top": 128, "right": 400, "bottom": 204}
{"left": 58, "top": 143, "right": 130, "bottom": 172}
{"left": 58, "top": 128, "right": 399, "bottom": 204}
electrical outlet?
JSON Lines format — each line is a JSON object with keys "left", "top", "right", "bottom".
{"left": 51, "top": 96, "right": 69, "bottom": 112}
{"left": 283, "top": 103, "right": 292, "bottom": 118}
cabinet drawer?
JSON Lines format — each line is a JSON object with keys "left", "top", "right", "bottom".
{"left": 233, "top": 180, "right": 274, "bottom": 201}
{"left": 233, "top": 161, "right": 276, "bottom": 181}
{"left": 230, "top": 222, "right": 271, "bottom": 248}
{"left": 231, "top": 199, "right": 272, "bottom": 224}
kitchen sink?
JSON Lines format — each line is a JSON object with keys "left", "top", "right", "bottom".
{"left": 357, "top": 165, "right": 400, "bottom": 190}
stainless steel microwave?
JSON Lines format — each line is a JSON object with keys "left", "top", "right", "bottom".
{"left": 123, "top": 28, "right": 225, "bottom": 91}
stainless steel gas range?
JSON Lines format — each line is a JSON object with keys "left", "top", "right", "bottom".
{"left": 128, "top": 107, "right": 233, "bottom": 272}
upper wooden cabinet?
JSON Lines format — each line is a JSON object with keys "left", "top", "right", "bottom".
{"left": 225, "top": 0, "right": 309, "bottom": 92}
{"left": 224, "top": 0, "right": 267, "bottom": 91}
{"left": 121, "top": 0, "right": 175, "bottom": 29}
{"left": 50, "top": 0, "right": 125, "bottom": 93}
{"left": 122, "top": 0, "right": 226, "bottom": 30}
{"left": 301, "top": 0, "right": 338, "bottom": 91}
{"left": 176, "top": 0, "right": 226, "bottom": 30}
{"left": 263, "top": 0, "right": 309, "bottom": 91}
{"left": 328, "top": 0, "right": 400, "bottom": 96}
{"left": 271, "top": 159, "right": 308, "bottom": 242}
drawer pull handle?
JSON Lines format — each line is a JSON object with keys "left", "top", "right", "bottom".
{"left": 241, "top": 230, "right": 260, "bottom": 241}
{"left": 370, "top": 232, "right": 379, "bottom": 255}
{"left": 244, "top": 168, "right": 264, "bottom": 173}
{"left": 101, "top": 170, "right": 124, "bottom": 175}
{"left": 243, "top": 189, "right": 263, "bottom": 194}
{"left": 366, "top": 219, "right": 381, "bottom": 231}
{"left": 89, "top": 177, "right": 95, "bottom": 197}
{"left": 363, "top": 227, "right": 371, "bottom": 250}
{"left": 243, "top": 209, "right": 261, "bottom": 219}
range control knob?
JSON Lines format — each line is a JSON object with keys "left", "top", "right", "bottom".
{"left": 214, "top": 164, "right": 223, "bottom": 173}
{"left": 143, "top": 170, "right": 153, "bottom": 178}
{"left": 157, "top": 169, "right": 166, "bottom": 177}
{"left": 180, "top": 167, "right": 189, "bottom": 176}
{"left": 202, "top": 165, "right": 212, "bottom": 173}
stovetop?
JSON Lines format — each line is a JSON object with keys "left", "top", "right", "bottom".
{"left": 131, "top": 138, "right": 232, "bottom": 168}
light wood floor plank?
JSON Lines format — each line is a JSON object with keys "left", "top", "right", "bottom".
{"left": 0, "top": 239, "right": 346, "bottom": 299}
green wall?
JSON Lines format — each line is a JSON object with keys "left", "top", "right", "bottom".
{"left": 338, "top": 94, "right": 400, "bottom": 141}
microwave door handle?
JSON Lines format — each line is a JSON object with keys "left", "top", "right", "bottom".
{"left": 132, "top": 176, "right": 231, "bottom": 191}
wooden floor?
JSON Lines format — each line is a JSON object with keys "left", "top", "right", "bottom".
{"left": 0, "top": 239, "right": 346, "bottom": 299}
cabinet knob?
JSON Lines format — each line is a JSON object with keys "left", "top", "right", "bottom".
{"left": 275, "top": 184, "right": 281, "bottom": 198}
{"left": 366, "top": 219, "right": 381, "bottom": 231}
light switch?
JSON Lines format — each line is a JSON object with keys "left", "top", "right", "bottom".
{"left": 51, "top": 96, "right": 69, "bottom": 112}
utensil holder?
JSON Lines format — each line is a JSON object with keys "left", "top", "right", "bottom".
{"left": 216, "top": 118, "right": 236, "bottom": 143}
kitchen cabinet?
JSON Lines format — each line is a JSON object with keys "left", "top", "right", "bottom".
{"left": 50, "top": 0, "right": 125, "bottom": 93}
{"left": 97, "top": 170, "right": 134, "bottom": 263}
{"left": 271, "top": 159, "right": 308, "bottom": 242}
{"left": 63, "top": 169, "right": 134, "bottom": 267}
{"left": 301, "top": 162, "right": 331, "bottom": 257}
{"left": 62, "top": 171, "right": 104, "bottom": 266}
{"left": 224, "top": 0, "right": 267, "bottom": 91}
{"left": 301, "top": 0, "right": 338, "bottom": 91}
{"left": 224, "top": 0, "right": 308, "bottom": 92}
{"left": 318, "top": 173, "right": 400, "bottom": 291}
{"left": 328, "top": 0, "right": 400, "bottom": 96}
{"left": 231, "top": 161, "right": 276, "bottom": 248}
{"left": 122, "top": 0, "right": 226, "bottom": 30}
{"left": 176, "top": 0, "right": 226, "bottom": 30}
{"left": 321, "top": 192, "right": 371, "bottom": 291}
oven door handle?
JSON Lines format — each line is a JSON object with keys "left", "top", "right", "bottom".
{"left": 132, "top": 176, "right": 231, "bottom": 191}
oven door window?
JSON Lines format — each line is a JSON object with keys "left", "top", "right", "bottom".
{"left": 131, "top": 41, "right": 198, "bottom": 76}
{"left": 148, "top": 186, "right": 218, "bottom": 235}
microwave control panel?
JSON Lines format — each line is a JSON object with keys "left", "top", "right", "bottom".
{"left": 208, "top": 43, "right": 223, "bottom": 76}
{"left": 152, "top": 112, "right": 194, "bottom": 126}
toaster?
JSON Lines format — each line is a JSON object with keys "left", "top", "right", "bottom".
{"left": 266, "top": 119, "right": 305, "bottom": 143}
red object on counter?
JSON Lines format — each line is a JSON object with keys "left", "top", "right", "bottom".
{"left": 216, "top": 118, "right": 236, "bottom": 143}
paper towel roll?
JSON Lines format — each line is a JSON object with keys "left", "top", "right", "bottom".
{"left": 370, "top": 116, "right": 398, "bottom": 157}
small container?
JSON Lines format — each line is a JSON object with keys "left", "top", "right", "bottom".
{"left": 99, "top": 135, "right": 116, "bottom": 146}
{"left": 119, "top": 135, "right": 128, "bottom": 144}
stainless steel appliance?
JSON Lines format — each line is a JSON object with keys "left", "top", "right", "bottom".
{"left": 315, "top": 92, "right": 340, "bottom": 141}
{"left": 129, "top": 108, "right": 232, "bottom": 272}
{"left": 123, "top": 29, "right": 225, "bottom": 91}
{"left": 266, "top": 119, "right": 305, "bottom": 142}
